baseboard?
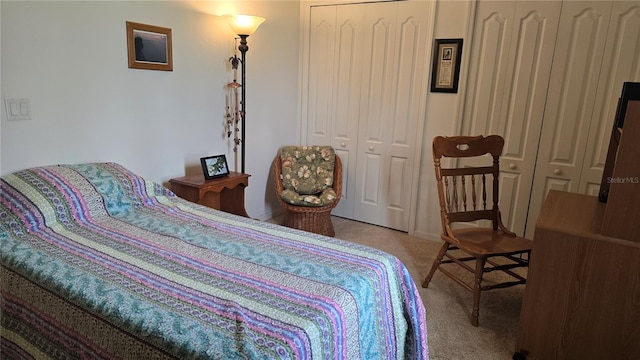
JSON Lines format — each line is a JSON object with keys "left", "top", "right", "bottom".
{"left": 412, "top": 229, "right": 442, "bottom": 243}
{"left": 255, "top": 208, "right": 286, "bottom": 222}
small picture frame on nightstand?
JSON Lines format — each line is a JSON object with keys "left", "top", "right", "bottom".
{"left": 200, "top": 154, "right": 230, "bottom": 180}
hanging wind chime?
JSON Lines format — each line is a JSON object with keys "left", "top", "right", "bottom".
{"left": 226, "top": 38, "right": 242, "bottom": 172}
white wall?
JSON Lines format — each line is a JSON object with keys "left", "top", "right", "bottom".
{"left": 1, "top": 0, "right": 475, "bottom": 237}
{"left": 414, "top": 0, "right": 475, "bottom": 240}
{"left": 1, "top": 0, "right": 300, "bottom": 220}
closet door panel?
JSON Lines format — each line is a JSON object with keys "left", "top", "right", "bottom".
{"left": 333, "top": 12, "right": 363, "bottom": 144}
{"left": 306, "top": 1, "right": 431, "bottom": 231}
{"left": 463, "top": 5, "right": 512, "bottom": 136}
{"left": 331, "top": 6, "right": 366, "bottom": 218}
{"left": 386, "top": 156, "right": 409, "bottom": 227}
{"left": 543, "top": 178, "right": 572, "bottom": 194}
{"left": 307, "top": 5, "right": 365, "bottom": 219}
{"left": 579, "top": 2, "right": 640, "bottom": 193}
{"left": 498, "top": 4, "right": 560, "bottom": 232}
{"left": 386, "top": 6, "right": 429, "bottom": 229}
{"left": 540, "top": 3, "right": 611, "bottom": 165}
{"left": 354, "top": 2, "right": 397, "bottom": 225}
{"left": 499, "top": 172, "right": 520, "bottom": 225}
{"left": 354, "top": 2, "right": 430, "bottom": 230}
{"left": 362, "top": 153, "right": 381, "bottom": 205}
{"left": 462, "top": 1, "right": 561, "bottom": 235}
{"left": 388, "top": 157, "right": 408, "bottom": 208}
{"left": 307, "top": 6, "right": 336, "bottom": 146}
{"left": 501, "top": 9, "right": 558, "bottom": 157}
{"left": 525, "top": 1, "right": 613, "bottom": 238}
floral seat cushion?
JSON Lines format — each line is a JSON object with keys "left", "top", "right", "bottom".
{"left": 279, "top": 146, "right": 337, "bottom": 207}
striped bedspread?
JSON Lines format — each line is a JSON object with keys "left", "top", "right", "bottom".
{"left": 0, "top": 162, "right": 428, "bottom": 359}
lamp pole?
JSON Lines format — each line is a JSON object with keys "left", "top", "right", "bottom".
{"left": 225, "top": 14, "right": 264, "bottom": 174}
{"left": 238, "top": 34, "right": 249, "bottom": 174}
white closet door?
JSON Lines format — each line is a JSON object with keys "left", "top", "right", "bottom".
{"left": 460, "top": 0, "right": 561, "bottom": 235}
{"left": 331, "top": 5, "right": 366, "bottom": 219}
{"left": 524, "top": 1, "right": 616, "bottom": 239}
{"left": 307, "top": 1, "right": 432, "bottom": 231}
{"left": 307, "top": 6, "right": 337, "bottom": 148}
{"left": 307, "top": 5, "right": 364, "bottom": 219}
{"left": 353, "top": 1, "right": 430, "bottom": 231}
{"left": 578, "top": 2, "right": 640, "bottom": 196}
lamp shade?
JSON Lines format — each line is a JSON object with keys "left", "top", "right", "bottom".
{"left": 225, "top": 15, "right": 265, "bottom": 36}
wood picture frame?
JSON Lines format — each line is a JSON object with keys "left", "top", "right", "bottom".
{"left": 200, "top": 155, "right": 230, "bottom": 180}
{"left": 126, "top": 21, "right": 173, "bottom": 71}
{"left": 430, "top": 38, "right": 463, "bottom": 93}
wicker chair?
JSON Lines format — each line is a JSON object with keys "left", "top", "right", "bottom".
{"left": 273, "top": 146, "right": 342, "bottom": 237}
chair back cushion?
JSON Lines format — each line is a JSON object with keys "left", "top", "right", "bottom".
{"left": 280, "top": 146, "right": 335, "bottom": 195}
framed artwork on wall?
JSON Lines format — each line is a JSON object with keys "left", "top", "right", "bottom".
{"left": 200, "top": 155, "right": 230, "bottom": 180}
{"left": 430, "top": 38, "right": 463, "bottom": 93}
{"left": 126, "top": 21, "right": 173, "bottom": 71}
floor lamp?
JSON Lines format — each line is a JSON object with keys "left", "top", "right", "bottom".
{"left": 225, "top": 15, "right": 265, "bottom": 174}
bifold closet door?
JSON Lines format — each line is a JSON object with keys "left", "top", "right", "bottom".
{"left": 307, "top": 4, "right": 364, "bottom": 221}
{"left": 461, "top": 0, "right": 640, "bottom": 239}
{"left": 579, "top": 2, "right": 640, "bottom": 193}
{"left": 525, "top": 1, "right": 640, "bottom": 239}
{"left": 306, "top": 1, "right": 431, "bottom": 231}
{"left": 460, "top": 0, "right": 561, "bottom": 235}
{"left": 352, "top": 2, "right": 430, "bottom": 231}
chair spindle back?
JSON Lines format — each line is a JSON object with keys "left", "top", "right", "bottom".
{"left": 433, "top": 135, "right": 504, "bottom": 231}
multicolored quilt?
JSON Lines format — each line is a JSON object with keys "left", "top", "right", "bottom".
{"left": 0, "top": 162, "right": 428, "bottom": 359}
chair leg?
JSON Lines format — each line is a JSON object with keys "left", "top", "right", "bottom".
{"left": 422, "top": 242, "right": 450, "bottom": 288}
{"left": 471, "top": 257, "right": 486, "bottom": 327}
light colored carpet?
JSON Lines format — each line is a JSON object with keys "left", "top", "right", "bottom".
{"left": 330, "top": 216, "right": 523, "bottom": 360}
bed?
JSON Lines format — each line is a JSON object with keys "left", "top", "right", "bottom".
{"left": 0, "top": 162, "right": 428, "bottom": 359}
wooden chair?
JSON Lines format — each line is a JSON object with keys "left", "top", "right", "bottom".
{"left": 273, "top": 146, "right": 342, "bottom": 237}
{"left": 422, "top": 135, "right": 531, "bottom": 326}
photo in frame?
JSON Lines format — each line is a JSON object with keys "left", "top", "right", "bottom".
{"left": 200, "top": 155, "right": 230, "bottom": 180}
{"left": 126, "top": 21, "right": 173, "bottom": 71}
{"left": 430, "top": 38, "right": 463, "bottom": 93}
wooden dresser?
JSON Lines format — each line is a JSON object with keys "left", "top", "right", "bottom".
{"left": 515, "top": 101, "right": 640, "bottom": 359}
{"left": 515, "top": 191, "right": 640, "bottom": 359}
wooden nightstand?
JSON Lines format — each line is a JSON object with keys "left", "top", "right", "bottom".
{"left": 169, "top": 172, "right": 250, "bottom": 217}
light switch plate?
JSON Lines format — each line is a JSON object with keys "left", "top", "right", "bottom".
{"left": 5, "top": 98, "right": 32, "bottom": 121}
